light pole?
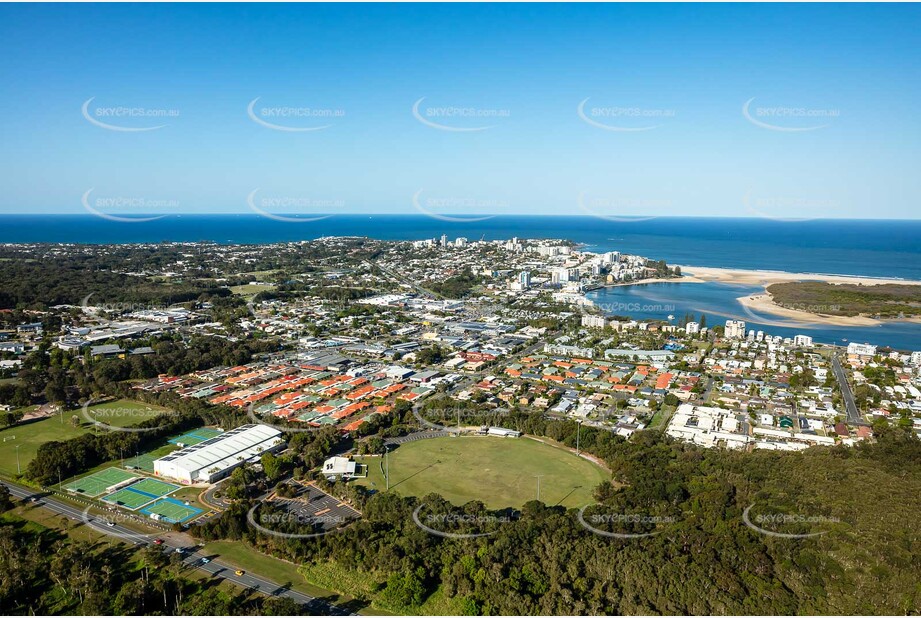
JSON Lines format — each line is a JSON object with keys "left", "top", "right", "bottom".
{"left": 576, "top": 420, "right": 583, "bottom": 456}
{"left": 15, "top": 444, "right": 21, "bottom": 475}
{"left": 534, "top": 475, "right": 543, "bottom": 502}
{"left": 385, "top": 446, "right": 390, "bottom": 491}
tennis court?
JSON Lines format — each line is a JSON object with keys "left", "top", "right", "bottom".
{"left": 140, "top": 497, "right": 203, "bottom": 523}
{"left": 128, "top": 477, "right": 179, "bottom": 498}
{"left": 102, "top": 485, "right": 160, "bottom": 510}
{"left": 64, "top": 468, "right": 141, "bottom": 497}
{"left": 168, "top": 427, "right": 224, "bottom": 446}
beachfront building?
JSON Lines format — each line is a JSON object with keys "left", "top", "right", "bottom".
{"left": 725, "top": 320, "right": 746, "bottom": 340}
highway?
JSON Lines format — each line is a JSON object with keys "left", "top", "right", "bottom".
{"left": 0, "top": 479, "right": 354, "bottom": 615}
{"left": 831, "top": 354, "right": 863, "bottom": 425}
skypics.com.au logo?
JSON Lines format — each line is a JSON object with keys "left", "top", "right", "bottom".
{"left": 412, "top": 503, "right": 513, "bottom": 539}
{"left": 577, "top": 506, "right": 678, "bottom": 539}
{"left": 247, "top": 97, "right": 345, "bottom": 132}
{"left": 577, "top": 98, "right": 675, "bottom": 132}
{"left": 247, "top": 504, "right": 351, "bottom": 539}
{"left": 80, "top": 398, "right": 178, "bottom": 434}
{"left": 412, "top": 97, "right": 510, "bottom": 132}
{"left": 742, "top": 97, "right": 839, "bottom": 132}
{"left": 246, "top": 189, "right": 342, "bottom": 223}
{"left": 742, "top": 503, "right": 840, "bottom": 539}
{"left": 82, "top": 97, "right": 178, "bottom": 132}
{"left": 81, "top": 189, "right": 177, "bottom": 223}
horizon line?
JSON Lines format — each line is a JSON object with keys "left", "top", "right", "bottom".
{"left": 2, "top": 212, "right": 921, "bottom": 222}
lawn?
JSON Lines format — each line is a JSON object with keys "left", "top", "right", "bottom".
{"left": 229, "top": 283, "right": 277, "bottom": 297}
{"left": 0, "top": 413, "right": 87, "bottom": 476}
{"left": 356, "top": 435, "right": 609, "bottom": 509}
{"left": 84, "top": 398, "right": 174, "bottom": 429}
{"left": 0, "top": 399, "right": 170, "bottom": 477}
{"left": 648, "top": 404, "right": 677, "bottom": 430}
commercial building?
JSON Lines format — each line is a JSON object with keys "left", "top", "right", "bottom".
{"left": 153, "top": 424, "right": 285, "bottom": 484}
{"left": 321, "top": 456, "right": 366, "bottom": 481}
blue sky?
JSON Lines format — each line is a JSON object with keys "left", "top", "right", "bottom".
{"left": 1, "top": 3, "right": 919, "bottom": 219}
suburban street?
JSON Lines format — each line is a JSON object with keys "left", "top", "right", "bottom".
{"left": 831, "top": 354, "right": 863, "bottom": 425}
{"left": 0, "top": 479, "right": 356, "bottom": 616}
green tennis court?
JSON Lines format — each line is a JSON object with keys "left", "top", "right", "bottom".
{"left": 168, "top": 427, "right": 224, "bottom": 446}
{"left": 140, "top": 497, "right": 203, "bottom": 523}
{"left": 64, "top": 468, "right": 140, "bottom": 497}
{"left": 128, "top": 477, "right": 179, "bottom": 498}
{"left": 102, "top": 485, "right": 157, "bottom": 510}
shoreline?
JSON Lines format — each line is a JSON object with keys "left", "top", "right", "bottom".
{"left": 673, "top": 264, "right": 921, "bottom": 287}
{"left": 598, "top": 265, "right": 921, "bottom": 327}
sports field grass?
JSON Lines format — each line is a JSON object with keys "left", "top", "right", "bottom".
{"left": 65, "top": 467, "right": 141, "bottom": 497}
{"left": 0, "top": 399, "right": 172, "bottom": 477}
{"left": 84, "top": 399, "right": 174, "bottom": 429}
{"left": 0, "top": 411, "right": 85, "bottom": 476}
{"left": 124, "top": 443, "right": 177, "bottom": 472}
{"left": 140, "top": 497, "right": 203, "bottom": 523}
{"left": 356, "top": 436, "right": 609, "bottom": 509}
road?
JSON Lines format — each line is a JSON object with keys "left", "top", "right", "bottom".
{"left": 0, "top": 479, "right": 354, "bottom": 615}
{"left": 831, "top": 354, "right": 863, "bottom": 425}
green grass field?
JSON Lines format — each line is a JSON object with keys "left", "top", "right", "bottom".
{"left": 356, "top": 436, "right": 609, "bottom": 509}
{"left": 84, "top": 399, "right": 174, "bottom": 429}
{"left": 0, "top": 409, "right": 85, "bottom": 476}
{"left": 124, "top": 443, "right": 178, "bottom": 472}
{"left": 229, "top": 283, "right": 277, "bottom": 297}
{"left": 0, "top": 399, "right": 171, "bottom": 477}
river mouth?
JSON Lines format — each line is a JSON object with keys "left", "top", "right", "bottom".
{"left": 586, "top": 281, "right": 921, "bottom": 350}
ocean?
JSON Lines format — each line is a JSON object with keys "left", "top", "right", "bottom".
{"left": 1, "top": 214, "right": 919, "bottom": 349}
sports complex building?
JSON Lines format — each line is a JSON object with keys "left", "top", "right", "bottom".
{"left": 153, "top": 424, "right": 285, "bottom": 484}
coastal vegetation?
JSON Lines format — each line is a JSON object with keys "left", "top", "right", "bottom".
{"left": 766, "top": 281, "right": 921, "bottom": 318}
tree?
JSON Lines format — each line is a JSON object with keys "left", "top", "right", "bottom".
{"left": 261, "top": 451, "right": 282, "bottom": 481}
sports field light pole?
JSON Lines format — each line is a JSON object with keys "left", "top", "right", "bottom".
{"left": 534, "top": 475, "right": 543, "bottom": 502}
{"left": 15, "top": 444, "right": 21, "bottom": 475}
{"left": 385, "top": 445, "right": 390, "bottom": 491}
{"left": 576, "top": 420, "right": 583, "bottom": 456}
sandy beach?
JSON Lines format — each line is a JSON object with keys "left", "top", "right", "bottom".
{"left": 669, "top": 265, "right": 921, "bottom": 327}
{"left": 674, "top": 265, "right": 921, "bottom": 287}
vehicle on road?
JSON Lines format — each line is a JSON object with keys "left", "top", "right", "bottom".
{"left": 235, "top": 569, "right": 245, "bottom": 576}
{"left": 105, "top": 521, "right": 116, "bottom": 527}
{"left": 154, "top": 538, "right": 164, "bottom": 545}
{"left": 200, "top": 557, "right": 210, "bottom": 564}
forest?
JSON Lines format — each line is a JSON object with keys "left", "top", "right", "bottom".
{"left": 193, "top": 425, "right": 921, "bottom": 615}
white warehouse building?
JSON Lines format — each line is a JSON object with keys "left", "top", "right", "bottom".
{"left": 153, "top": 424, "right": 285, "bottom": 484}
